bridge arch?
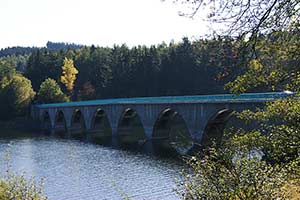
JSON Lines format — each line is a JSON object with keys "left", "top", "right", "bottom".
{"left": 70, "top": 109, "right": 86, "bottom": 138}
{"left": 117, "top": 108, "right": 146, "bottom": 146}
{"left": 202, "top": 109, "right": 235, "bottom": 147}
{"left": 54, "top": 110, "right": 67, "bottom": 135}
{"left": 152, "top": 108, "right": 193, "bottom": 155}
{"left": 89, "top": 108, "right": 112, "bottom": 144}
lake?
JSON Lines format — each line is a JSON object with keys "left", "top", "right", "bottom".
{"left": 0, "top": 136, "right": 183, "bottom": 200}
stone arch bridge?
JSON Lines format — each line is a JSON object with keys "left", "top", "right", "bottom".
{"left": 31, "top": 92, "right": 292, "bottom": 153}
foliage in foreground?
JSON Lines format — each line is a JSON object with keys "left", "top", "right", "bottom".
{"left": 0, "top": 148, "right": 48, "bottom": 200}
{"left": 0, "top": 173, "right": 47, "bottom": 200}
{"left": 177, "top": 134, "right": 300, "bottom": 200}
{"left": 177, "top": 60, "right": 300, "bottom": 199}
{"left": 177, "top": 22, "right": 300, "bottom": 200}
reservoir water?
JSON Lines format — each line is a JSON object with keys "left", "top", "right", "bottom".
{"left": 0, "top": 137, "right": 182, "bottom": 200}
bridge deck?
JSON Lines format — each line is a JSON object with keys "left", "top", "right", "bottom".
{"left": 35, "top": 92, "right": 293, "bottom": 109}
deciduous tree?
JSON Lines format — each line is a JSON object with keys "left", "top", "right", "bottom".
{"left": 0, "top": 74, "right": 35, "bottom": 119}
{"left": 60, "top": 57, "right": 78, "bottom": 95}
{"left": 36, "top": 78, "right": 69, "bottom": 104}
{"left": 170, "top": 0, "right": 300, "bottom": 42}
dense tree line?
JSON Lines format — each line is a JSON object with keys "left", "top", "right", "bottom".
{"left": 46, "top": 41, "right": 84, "bottom": 51}
{"left": 0, "top": 41, "right": 83, "bottom": 59}
{"left": 0, "top": 46, "right": 38, "bottom": 57}
{"left": 0, "top": 55, "right": 29, "bottom": 72}
{"left": 0, "top": 37, "right": 243, "bottom": 119}
{"left": 25, "top": 37, "right": 241, "bottom": 101}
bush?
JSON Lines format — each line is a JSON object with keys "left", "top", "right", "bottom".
{"left": 0, "top": 148, "right": 47, "bottom": 200}
{"left": 177, "top": 127, "right": 300, "bottom": 199}
{"left": 178, "top": 148, "right": 287, "bottom": 199}
{"left": 0, "top": 173, "right": 47, "bottom": 200}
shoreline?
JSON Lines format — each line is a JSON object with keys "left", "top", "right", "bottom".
{"left": 0, "top": 117, "right": 38, "bottom": 137}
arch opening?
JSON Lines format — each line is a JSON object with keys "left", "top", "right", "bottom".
{"left": 55, "top": 110, "right": 67, "bottom": 136}
{"left": 70, "top": 109, "right": 86, "bottom": 139}
{"left": 153, "top": 108, "right": 193, "bottom": 155}
{"left": 117, "top": 108, "right": 146, "bottom": 147}
{"left": 41, "top": 111, "right": 51, "bottom": 134}
{"left": 202, "top": 109, "right": 235, "bottom": 147}
{"left": 89, "top": 109, "right": 112, "bottom": 144}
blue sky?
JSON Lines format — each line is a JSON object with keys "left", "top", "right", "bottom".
{"left": 0, "top": 0, "right": 209, "bottom": 48}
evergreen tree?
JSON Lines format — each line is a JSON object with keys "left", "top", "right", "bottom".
{"left": 25, "top": 49, "right": 64, "bottom": 91}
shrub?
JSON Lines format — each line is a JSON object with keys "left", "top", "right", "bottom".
{"left": 0, "top": 173, "right": 47, "bottom": 200}
{"left": 177, "top": 147, "right": 294, "bottom": 199}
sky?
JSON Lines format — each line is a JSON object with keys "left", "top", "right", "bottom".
{"left": 0, "top": 0, "right": 209, "bottom": 49}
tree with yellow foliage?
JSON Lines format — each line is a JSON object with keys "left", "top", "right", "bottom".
{"left": 60, "top": 57, "right": 78, "bottom": 96}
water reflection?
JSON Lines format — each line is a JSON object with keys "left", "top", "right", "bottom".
{"left": 0, "top": 137, "right": 182, "bottom": 200}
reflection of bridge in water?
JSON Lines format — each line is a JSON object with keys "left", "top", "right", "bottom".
{"left": 31, "top": 92, "right": 292, "bottom": 154}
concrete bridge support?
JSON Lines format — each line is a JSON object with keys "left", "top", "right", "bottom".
{"left": 37, "top": 102, "right": 258, "bottom": 153}
{"left": 33, "top": 92, "right": 286, "bottom": 154}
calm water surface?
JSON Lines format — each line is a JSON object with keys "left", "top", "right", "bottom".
{"left": 0, "top": 137, "right": 183, "bottom": 200}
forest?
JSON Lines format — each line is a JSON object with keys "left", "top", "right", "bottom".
{"left": 0, "top": 0, "right": 299, "bottom": 199}
{"left": 0, "top": 38, "right": 246, "bottom": 120}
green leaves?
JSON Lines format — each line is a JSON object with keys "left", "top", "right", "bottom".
{"left": 0, "top": 59, "right": 16, "bottom": 89}
{"left": 226, "top": 25, "right": 300, "bottom": 94}
{"left": 175, "top": 2, "right": 300, "bottom": 199}
{"left": 36, "top": 78, "right": 69, "bottom": 104}
{"left": 0, "top": 174, "right": 47, "bottom": 200}
{"left": 0, "top": 74, "right": 35, "bottom": 120}
{"left": 178, "top": 145, "right": 288, "bottom": 200}
{"left": 0, "top": 156, "right": 47, "bottom": 200}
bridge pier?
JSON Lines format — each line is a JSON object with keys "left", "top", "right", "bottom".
{"left": 47, "top": 109, "right": 56, "bottom": 129}
{"left": 188, "top": 129, "right": 203, "bottom": 143}
{"left": 82, "top": 107, "right": 93, "bottom": 131}
{"left": 142, "top": 140, "right": 155, "bottom": 155}
{"left": 143, "top": 126, "right": 154, "bottom": 140}
{"left": 50, "top": 129, "right": 56, "bottom": 136}
{"left": 110, "top": 126, "right": 119, "bottom": 147}
{"left": 34, "top": 92, "right": 287, "bottom": 154}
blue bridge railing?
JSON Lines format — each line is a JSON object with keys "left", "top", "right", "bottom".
{"left": 35, "top": 91, "right": 294, "bottom": 109}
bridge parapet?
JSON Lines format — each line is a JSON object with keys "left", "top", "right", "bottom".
{"left": 32, "top": 92, "right": 293, "bottom": 153}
